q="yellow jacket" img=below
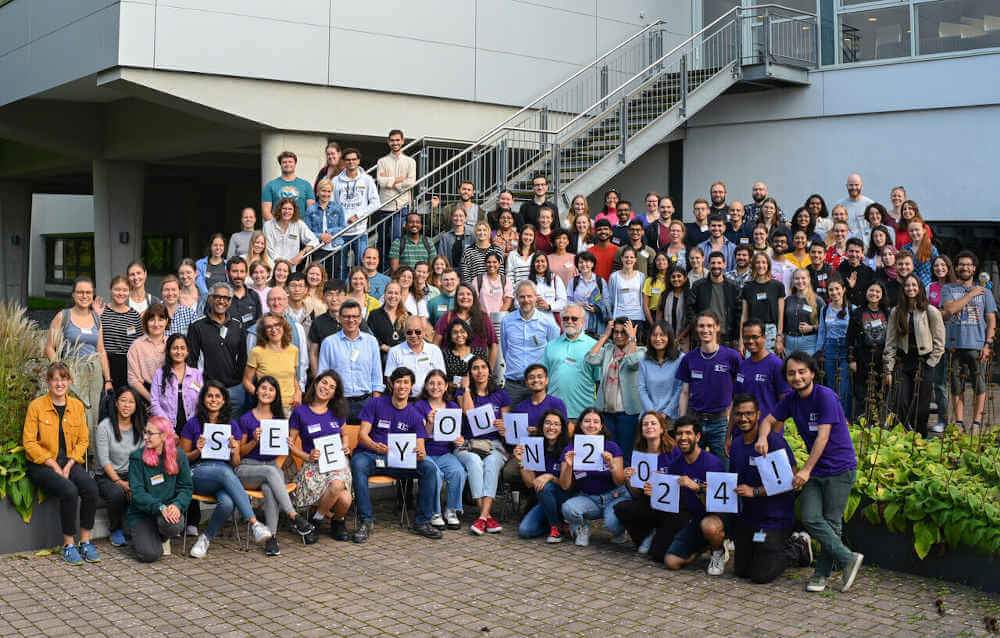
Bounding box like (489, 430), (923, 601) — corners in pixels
(22, 393), (89, 465)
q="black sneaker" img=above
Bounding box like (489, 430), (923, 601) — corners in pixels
(791, 532), (813, 567)
(353, 520), (373, 544)
(303, 527), (320, 545)
(330, 518), (349, 542)
(291, 515), (314, 537)
(264, 536), (280, 557)
(411, 522), (443, 539)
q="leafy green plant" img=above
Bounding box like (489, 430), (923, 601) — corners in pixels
(783, 417), (1000, 560)
(0, 302), (48, 522)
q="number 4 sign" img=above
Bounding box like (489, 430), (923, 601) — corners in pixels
(706, 472), (739, 513)
(650, 473), (680, 513)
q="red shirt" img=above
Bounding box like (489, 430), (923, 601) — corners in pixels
(825, 245), (845, 269)
(588, 243), (619, 281)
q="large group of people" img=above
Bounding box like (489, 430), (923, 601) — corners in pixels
(27, 134), (996, 593)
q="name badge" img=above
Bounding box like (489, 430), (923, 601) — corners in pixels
(81, 327), (93, 335)
(220, 326), (228, 339)
(437, 305), (448, 313)
(307, 423), (322, 434)
(350, 349), (360, 362)
(651, 288), (662, 295)
(869, 319), (883, 328)
(418, 356), (430, 364)
(126, 327), (137, 336)
(740, 237), (749, 244)
(756, 293), (767, 301)
(491, 288), (501, 295)
(817, 274), (827, 281)
(574, 471), (587, 479)
(736, 373), (744, 384)
(375, 455), (387, 468)
(242, 313), (253, 323)
(377, 419), (390, 430)
(150, 474), (164, 486)
(753, 531), (767, 543)
(189, 381), (201, 392)
(691, 369), (704, 380)
(801, 305), (813, 313)
(809, 423), (819, 432)
(289, 233), (298, 239)
(566, 357), (576, 363)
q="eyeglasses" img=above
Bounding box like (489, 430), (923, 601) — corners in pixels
(562, 316), (582, 322)
(143, 430), (161, 437)
(212, 295), (232, 302)
(340, 314), (361, 320)
(264, 324), (282, 332)
(405, 329), (422, 336)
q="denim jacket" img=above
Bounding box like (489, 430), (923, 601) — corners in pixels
(303, 200), (346, 249)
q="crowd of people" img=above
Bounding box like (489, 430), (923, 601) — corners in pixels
(26, 132), (996, 594)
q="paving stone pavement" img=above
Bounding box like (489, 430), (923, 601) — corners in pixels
(2, 499), (1000, 638)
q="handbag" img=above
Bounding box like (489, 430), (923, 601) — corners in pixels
(467, 439), (493, 458)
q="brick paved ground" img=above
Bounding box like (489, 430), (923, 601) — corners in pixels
(2, 498), (1000, 638)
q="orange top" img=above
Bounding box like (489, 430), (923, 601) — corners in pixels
(22, 393), (89, 464)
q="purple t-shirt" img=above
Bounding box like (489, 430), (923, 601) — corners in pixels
(676, 346), (742, 413)
(513, 393), (568, 434)
(655, 448), (682, 472)
(237, 411), (283, 462)
(462, 389), (511, 440)
(770, 384), (857, 477)
(179, 417), (241, 463)
(729, 431), (796, 530)
(358, 395), (427, 451)
(736, 353), (791, 421)
(668, 449), (724, 517)
(289, 404), (344, 454)
(560, 440), (624, 495)
(413, 399), (460, 457)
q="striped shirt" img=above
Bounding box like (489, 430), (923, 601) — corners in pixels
(460, 244), (505, 285)
(100, 307), (143, 355)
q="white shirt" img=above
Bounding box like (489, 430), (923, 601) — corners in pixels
(384, 341), (445, 396)
(263, 219), (319, 262)
(531, 276), (567, 318)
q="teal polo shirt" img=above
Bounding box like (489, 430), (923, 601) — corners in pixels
(542, 333), (600, 419)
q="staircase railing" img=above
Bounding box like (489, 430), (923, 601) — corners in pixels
(309, 6), (816, 271)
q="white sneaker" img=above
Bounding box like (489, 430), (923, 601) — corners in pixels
(707, 548), (728, 576)
(610, 531), (628, 544)
(251, 522), (272, 544)
(430, 514), (446, 529)
(931, 423), (945, 433)
(185, 525), (199, 537)
(638, 532), (655, 555)
(189, 534), (210, 559)
(444, 509), (460, 529)
(161, 539), (171, 556)
(929, 402), (938, 412)
(574, 525), (590, 547)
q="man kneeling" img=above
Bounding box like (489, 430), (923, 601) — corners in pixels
(660, 416), (730, 576)
(351, 367), (442, 542)
(729, 393), (812, 583)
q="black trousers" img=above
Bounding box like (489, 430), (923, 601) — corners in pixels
(128, 514), (184, 563)
(613, 496), (691, 563)
(95, 472), (129, 531)
(732, 524), (797, 584)
(895, 358), (933, 436)
(108, 353), (129, 393)
(26, 462), (98, 536)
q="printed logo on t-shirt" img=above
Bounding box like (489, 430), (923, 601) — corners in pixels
(396, 421), (410, 432)
(714, 364), (729, 373)
(808, 412), (820, 432)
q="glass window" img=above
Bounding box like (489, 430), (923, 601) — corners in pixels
(45, 236), (95, 284)
(840, 5), (911, 61)
(917, 0), (1000, 55)
(143, 235), (184, 276)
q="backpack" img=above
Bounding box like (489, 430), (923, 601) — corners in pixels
(475, 274), (508, 296)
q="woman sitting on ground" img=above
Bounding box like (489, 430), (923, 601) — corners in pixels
(515, 409), (572, 543)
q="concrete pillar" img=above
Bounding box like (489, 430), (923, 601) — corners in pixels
(0, 180), (32, 304)
(93, 161), (144, 293)
(260, 130), (329, 201)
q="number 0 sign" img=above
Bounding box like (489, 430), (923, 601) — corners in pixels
(629, 452), (658, 489)
(705, 471), (739, 513)
(573, 435), (604, 472)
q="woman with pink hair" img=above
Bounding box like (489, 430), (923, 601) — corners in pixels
(126, 415), (193, 562)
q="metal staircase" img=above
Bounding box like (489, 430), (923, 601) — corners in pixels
(315, 4), (818, 269)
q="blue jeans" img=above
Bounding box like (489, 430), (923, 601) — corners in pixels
(191, 461), (255, 539)
(800, 469), (856, 577)
(350, 449), (437, 525)
(519, 481), (572, 538)
(822, 338), (852, 420)
(562, 486), (631, 536)
(428, 453), (467, 515)
(454, 444), (506, 500)
(340, 234), (368, 276)
(604, 412), (639, 466)
(227, 384), (247, 420)
(699, 414), (730, 471)
(785, 334), (818, 356)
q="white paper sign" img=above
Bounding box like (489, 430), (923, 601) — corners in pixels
(522, 437), (546, 472)
(629, 452), (659, 489)
(315, 433), (346, 473)
(387, 433), (417, 469)
(259, 419), (289, 456)
(503, 412), (529, 445)
(755, 448), (795, 495)
(706, 471), (739, 513)
(432, 408), (462, 442)
(467, 404), (497, 436)
(201, 423), (232, 461)
(650, 473), (680, 513)
(573, 435), (604, 472)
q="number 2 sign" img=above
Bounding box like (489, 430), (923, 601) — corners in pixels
(650, 473), (680, 513)
(573, 435), (604, 472)
(706, 471), (739, 513)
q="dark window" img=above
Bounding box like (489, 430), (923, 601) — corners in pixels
(143, 235), (185, 276)
(45, 235), (95, 284)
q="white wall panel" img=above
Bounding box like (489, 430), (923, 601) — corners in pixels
(117, 1), (155, 67)
(154, 5), (328, 86)
(475, 50), (579, 105)
(158, 0), (330, 26)
(330, 29), (475, 101)
(334, 0), (476, 47)
(477, 0), (597, 65)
